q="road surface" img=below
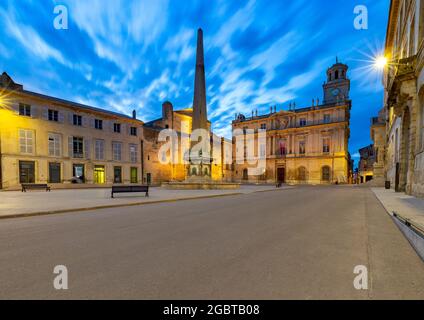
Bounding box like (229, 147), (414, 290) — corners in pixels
(0, 186), (423, 299)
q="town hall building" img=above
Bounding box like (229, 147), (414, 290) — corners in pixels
(232, 60), (352, 185)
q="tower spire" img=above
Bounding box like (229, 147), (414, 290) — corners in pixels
(192, 28), (208, 132)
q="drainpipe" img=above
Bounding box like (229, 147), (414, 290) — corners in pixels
(140, 139), (144, 184)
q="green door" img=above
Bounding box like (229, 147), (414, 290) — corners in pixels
(19, 161), (35, 183)
(49, 163), (61, 183)
(130, 167), (138, 183)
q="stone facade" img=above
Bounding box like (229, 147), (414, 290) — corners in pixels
(142, 102), (232, 185)
(369, 108), (386, 186)
(358, 144), (376, 184)
(383, 0), (424, 197)
(232, 61), (351, 185)
(0, 73), (144, 190)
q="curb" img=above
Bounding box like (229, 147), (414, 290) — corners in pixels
(0, 192), (244, 221)
(392, 213), (424, 262)
(370, 188), (424, 262)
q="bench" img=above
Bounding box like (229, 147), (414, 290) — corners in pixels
(21, 184), (51, 192)
(111, 185), (149, 198)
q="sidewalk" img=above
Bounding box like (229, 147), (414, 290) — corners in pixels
(371, 187), (424, 230)
(0, 185), (293, 219)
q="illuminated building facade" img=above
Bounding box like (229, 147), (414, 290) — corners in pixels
(0, 72), (144, 190)
(142, 101), (233, 185)
(232, 61), (352, 185)
(383, 0), (424, 197)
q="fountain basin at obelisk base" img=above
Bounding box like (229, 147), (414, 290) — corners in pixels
(162, 179), (241, 190)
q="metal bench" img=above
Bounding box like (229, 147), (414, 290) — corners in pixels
(111, 185), (149, 198)
(21, 183), (51, 192)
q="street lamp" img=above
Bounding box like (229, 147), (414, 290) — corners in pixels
(374, 56), (388, 70)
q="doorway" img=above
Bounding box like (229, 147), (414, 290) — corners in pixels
(131, 167), (138, 184)
(73, 164), (85, 183)
(94, 165), (105, 184)
(242, 168), (248, 181)
(19, 161), (35, 183)
(113, 166), (122, 184)
(49, 163), (61, 183)
(277, 167), (285, 184)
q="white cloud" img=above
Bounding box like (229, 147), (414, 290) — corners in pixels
(248, 32), (299, 85)
(63, 0), (170, 73)
(0, 7), (69, 67)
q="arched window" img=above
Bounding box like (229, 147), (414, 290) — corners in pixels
(322, 166), (331, 182)
(191, 167), (198, 176)
(335, 70), (339, 80)
(297, 166), (307, 181)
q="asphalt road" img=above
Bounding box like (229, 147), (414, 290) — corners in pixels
(0, 186), (423, 299)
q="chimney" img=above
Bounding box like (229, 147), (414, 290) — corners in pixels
(162, 101), (173, 119)
(132, 109), (137, 119)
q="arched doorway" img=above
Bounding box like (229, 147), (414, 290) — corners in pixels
(297, 166), (307, 183)
(191, 167), (198, 176)
(242, 168), (248, 181)
(277, 167), (285, 184)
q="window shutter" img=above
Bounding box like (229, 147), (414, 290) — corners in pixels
(90, 118), (95, 128)
(84, 139), (91, 159)
(68, 136), (73, 158)
(58, 111), (65, 123)
(31, 105), (38, 118)
(68, 112), (73, 125)
(82, 116), (88, 127)
(104, 120), (111, 132)
(12, 103), (20, 115)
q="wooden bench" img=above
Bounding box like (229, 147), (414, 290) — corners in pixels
(111, 185), (149, 198)
(21, 183), (51, 192)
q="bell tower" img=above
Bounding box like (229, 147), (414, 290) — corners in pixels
(323, 58), (350, 104)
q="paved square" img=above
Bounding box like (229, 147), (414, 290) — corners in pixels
(0, 186), (423, 299)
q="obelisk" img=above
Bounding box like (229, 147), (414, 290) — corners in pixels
(189, 28), (211, 179)
(192, 28), (208, 133)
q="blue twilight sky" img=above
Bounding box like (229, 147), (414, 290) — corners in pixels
(0, 0), (389, 162)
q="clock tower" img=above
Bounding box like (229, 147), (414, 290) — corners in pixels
(323, 58), (350, 104)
